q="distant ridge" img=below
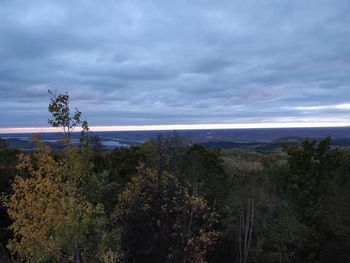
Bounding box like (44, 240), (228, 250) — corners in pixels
(2, 127), (350, 151)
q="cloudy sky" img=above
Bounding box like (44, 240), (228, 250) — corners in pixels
(0, 0), (349, 131)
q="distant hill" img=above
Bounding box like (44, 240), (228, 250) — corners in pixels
(1, 127), (350, 151)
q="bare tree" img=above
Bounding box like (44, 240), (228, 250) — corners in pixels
(238, 198), (255, 263)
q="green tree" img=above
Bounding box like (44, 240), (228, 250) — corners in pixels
(115, 165), (219, 263)
(143, 133), (188, 175)
(48, 90), (85, 143)
(280, 137), (343, 262)
(183, 144), (229, 210)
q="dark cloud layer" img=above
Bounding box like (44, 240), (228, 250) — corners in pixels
(0, 0), (349, 128)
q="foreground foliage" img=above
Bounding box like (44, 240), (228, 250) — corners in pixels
(115, 166), (218, 263)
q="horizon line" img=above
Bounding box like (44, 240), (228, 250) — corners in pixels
(0, 122), (349, 134)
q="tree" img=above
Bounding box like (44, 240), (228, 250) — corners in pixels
(99, 146), (147, 211)
(183, 144), (229, 210)
(143, 133), (189, 175)
(4, 91), (119, 262)
(0, 138), (19, 249)
(114, 165), (219, 263)
(4, 141), (67, 261)
(224, 165), (263, 263)
(48, 90), (88, 143)
(280, 137), (345, 262)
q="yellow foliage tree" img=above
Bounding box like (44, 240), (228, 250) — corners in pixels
(4, 91), (118, 262)
(5, 141), (65, 261)
(4, 138), (113, 262)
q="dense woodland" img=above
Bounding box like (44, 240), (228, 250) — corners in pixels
(0, 92), (349, 263)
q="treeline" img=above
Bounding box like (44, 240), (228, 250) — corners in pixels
(0, 92), (349, 262)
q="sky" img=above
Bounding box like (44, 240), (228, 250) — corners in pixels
(0, 0), (349, 132)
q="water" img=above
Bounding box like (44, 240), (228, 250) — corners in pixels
(1, 127), (350, 150)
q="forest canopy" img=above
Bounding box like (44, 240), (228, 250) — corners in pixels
(0, 92), (349, 263)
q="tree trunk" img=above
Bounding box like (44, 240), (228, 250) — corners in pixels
(237, 198), (255, 263)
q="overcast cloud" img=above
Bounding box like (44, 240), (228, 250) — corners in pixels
(0, 0), (349, 128)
